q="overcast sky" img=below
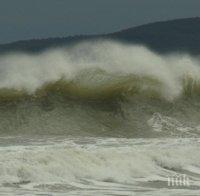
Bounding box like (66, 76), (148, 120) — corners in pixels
(0, 0), (199, 44)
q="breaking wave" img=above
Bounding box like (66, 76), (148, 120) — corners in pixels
(0, 40), (200, 102)
(1, 41), (200, 137)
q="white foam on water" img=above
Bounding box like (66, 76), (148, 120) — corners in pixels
(147, 113), (199, 136)
(0, 137), (200, 195)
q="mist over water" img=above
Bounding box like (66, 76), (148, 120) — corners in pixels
(0, 40), (200, 100)
(1, 41), (200, 195)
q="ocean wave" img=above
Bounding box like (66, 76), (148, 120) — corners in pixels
(0, 138), (200, 193)
(0, 41), (200, 103)
(0, 71), (200, 103)
(0, 41), (200, 137)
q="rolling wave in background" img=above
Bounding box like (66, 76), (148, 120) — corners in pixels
(1, 41), (200, 195)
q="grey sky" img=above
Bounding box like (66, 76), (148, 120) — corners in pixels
(0, 0), (199, 44)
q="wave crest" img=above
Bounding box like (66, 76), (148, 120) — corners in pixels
(0, 41), (200, 103)
(1, 71), (200, 103)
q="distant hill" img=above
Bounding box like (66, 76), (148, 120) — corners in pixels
(109, 17), (200, 55)
(0, 17), (200, 55)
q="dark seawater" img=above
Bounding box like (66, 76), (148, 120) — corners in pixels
(0, 41), (200, 195)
